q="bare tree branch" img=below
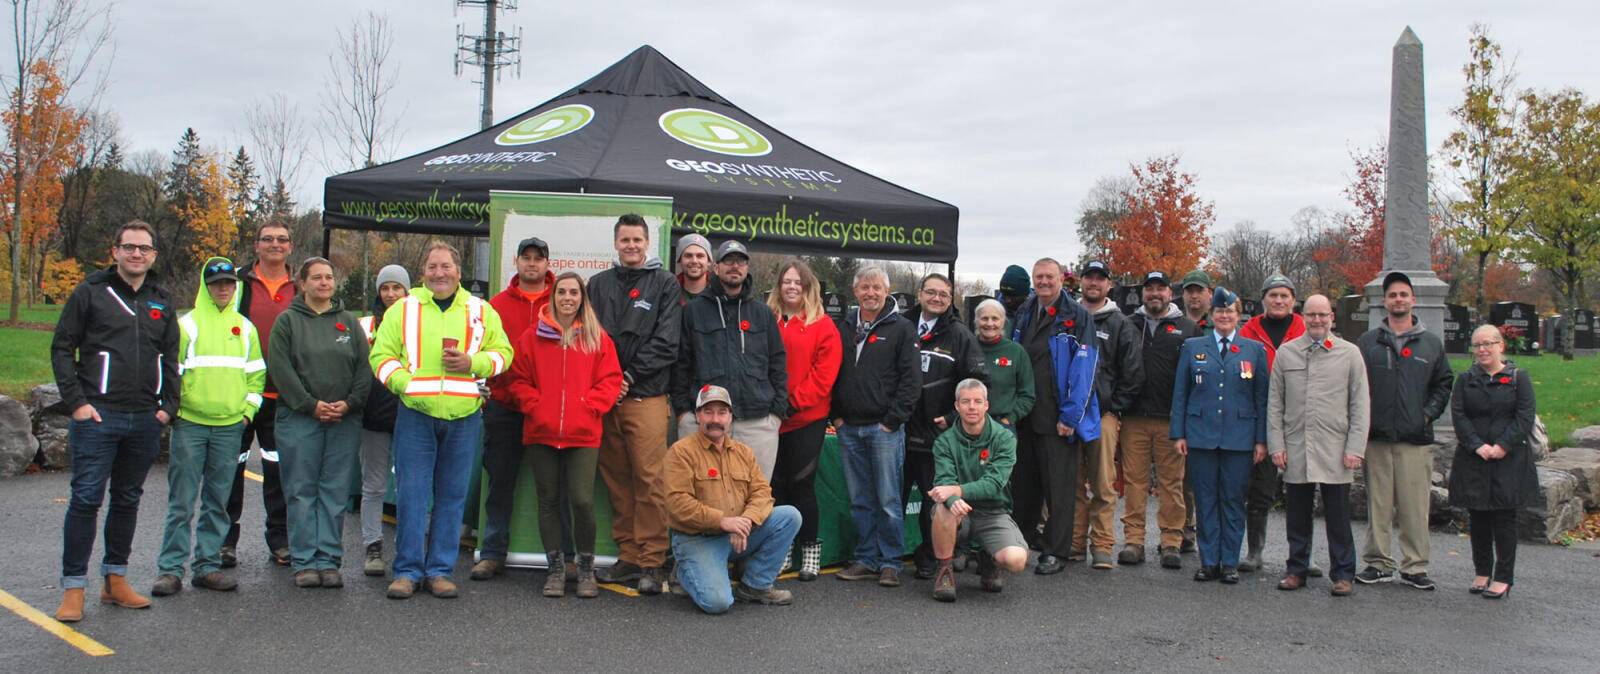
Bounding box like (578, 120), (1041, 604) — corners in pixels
(319, 10), (403, 173)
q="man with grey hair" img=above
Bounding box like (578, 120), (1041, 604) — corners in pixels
(927, 378), (1028, 601)
(832, 265), (922, 587)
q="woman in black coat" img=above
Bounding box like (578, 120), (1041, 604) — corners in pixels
(1448, 324), (1538, 599)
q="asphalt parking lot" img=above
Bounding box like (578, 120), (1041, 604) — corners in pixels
(2, 463), (1597, 672)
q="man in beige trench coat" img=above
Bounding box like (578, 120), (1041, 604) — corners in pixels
(1268, 295), (1370, 596)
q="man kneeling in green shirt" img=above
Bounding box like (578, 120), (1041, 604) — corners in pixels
(927, 378), (1029, 602)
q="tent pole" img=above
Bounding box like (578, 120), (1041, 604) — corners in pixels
(322, 227), (331, 259)
(947, 261), (955, 283)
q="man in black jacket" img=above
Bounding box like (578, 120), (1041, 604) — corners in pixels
(49, 221), (180, 622)
(673, 240), (788, 479)
(1354, 272), (1453, 590)
(1071, 261), (1143, 569)
(901, 273), (989, 578)
(1121, 271), (1200, 569)
(587, 214), (684, 595)
(832, 266), (922, 588)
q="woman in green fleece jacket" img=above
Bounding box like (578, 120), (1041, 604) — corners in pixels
(973, 299), (1034, 432)
(268, 257), (371, 589)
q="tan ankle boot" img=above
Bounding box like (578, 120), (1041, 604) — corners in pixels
(101, 574), (151, 609)
(55, 588), (84, 622)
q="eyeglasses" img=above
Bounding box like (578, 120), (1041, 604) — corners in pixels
(1471, 341), (1502, 350)
(258, 236), (291, 244)
(920, 289), (952, 300)
(116, 243), (157, 255)
(1303, 312), (1333, 319)
(719, 258), (749, 267)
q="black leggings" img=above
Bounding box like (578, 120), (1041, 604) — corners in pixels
(773, 419), (827, 543)
(1468, 508), (1519, 585)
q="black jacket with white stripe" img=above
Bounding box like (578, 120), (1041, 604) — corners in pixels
(50, 267), (181, 416)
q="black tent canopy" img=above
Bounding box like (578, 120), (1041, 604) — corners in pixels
(323, 45), (959, 263)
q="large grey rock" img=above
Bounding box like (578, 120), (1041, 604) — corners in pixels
(36, 427), (70, 470)
(1539, 447), (1600, 508)
(0, 394), (40, 476)
(29, 383), (66, 415)
(1519, 468), (1583, 543)
(1570, 425), (1600, 449)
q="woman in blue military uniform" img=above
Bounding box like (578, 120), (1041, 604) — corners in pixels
(1170, 287), (1269, 584)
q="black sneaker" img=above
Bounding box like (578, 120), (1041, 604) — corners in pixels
(219, 546), (238, 569)
(1355, 566), (1394, 584)
(1398, 572), (1436, 590)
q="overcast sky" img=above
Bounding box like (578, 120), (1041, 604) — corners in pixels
(99, 1), (1599, 284)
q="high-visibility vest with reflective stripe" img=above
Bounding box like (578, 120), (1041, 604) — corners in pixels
(176, 307), (266, 426)
(368, 286), (514, 421)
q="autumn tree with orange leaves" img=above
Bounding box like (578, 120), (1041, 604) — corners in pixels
(1094, 154), (1214, 281)
(2, 59), (85, 310)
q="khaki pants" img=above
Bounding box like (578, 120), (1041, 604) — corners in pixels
(1071, 413), (1120, 553)
(1119, 415), (1187, 550)
(1362, 440), (1432, 574)
(598, 395), (671, 569)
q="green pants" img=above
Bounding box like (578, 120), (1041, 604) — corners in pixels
(530, 445), (598, 555)
(276, 408), (361, 572)
(159, 419), (246, 577)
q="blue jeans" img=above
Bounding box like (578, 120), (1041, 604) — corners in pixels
(391, 405), (481, 582)
(836, 423), (904, 571)
(1187, 448), (1252, 568)
(158, 419), (245, 578)
(671, 505), (800, 614)
(62, 410), (163, 588)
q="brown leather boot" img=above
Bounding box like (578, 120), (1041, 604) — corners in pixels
(55, 588), (84, 622)
(101, 574), (151, 609)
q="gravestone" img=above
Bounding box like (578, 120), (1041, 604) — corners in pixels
(1117, 285), (1143, 315)
(1336, 294), (1368, 339)
(890, 292), (915, 314)
(1489, 302), (1539, 355)
(1543, 315), (1566, 353)
(822, 292), (846, 320)
(963, 295), (988, 325)
(1443, 303), (1471, 354)
(1576, 309), (1596, 350)
(1240, 298), (1262, 319)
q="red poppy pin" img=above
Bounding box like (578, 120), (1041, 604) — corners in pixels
(979, 449), (989, 460)
(997, 357), (1010, 367)
(1046, 306), (1057, 317)
(335, 323), (347, 332)
(1401, 348), (1412, 357)
(273, 294), (283, 303)
(629, 288), (640, 299)
(868, 334), (878, 344)
(1165, 325), (1176, 333)
(740, 320), (750, 331)
(1499, 376), (1510, 384)
(1064, 318), (1075, 328)
(232, 326), (241, 336)
(149, 309), (162, 320)
(1324, 339), (1333, 349)
(1230, 344), (1239, 353)
(708, 468), (718, 478)
(921, 332), (931, 341)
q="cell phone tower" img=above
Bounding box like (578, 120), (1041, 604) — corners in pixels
(455, 0), (522, 131)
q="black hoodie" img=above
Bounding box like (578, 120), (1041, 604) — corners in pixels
(50, 267), (181, 416)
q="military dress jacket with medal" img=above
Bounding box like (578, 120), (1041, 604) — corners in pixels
(1170, 333), (1269, 453)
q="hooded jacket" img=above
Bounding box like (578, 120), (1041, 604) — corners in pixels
(932, 416), (1018, 513)
(832, 296), (922, 429)
(777, 312), (842, 434)
(267, 295), (371, 418)
(1128, 303), (1201, 418)
(1012, 292), (1100, 441)
(902, 304), (990, 453)
(369, 286), (514, 420)
(1356, 317), (1454, 444)
(1085, 299), (1143, 417)
(507, 306), (624, 448)
(50, 266), (181, 416)
(175, 257), (266, 426)
(587, 257), (682, 399)
(1239, 311), (1305, 371)
(360, 294), (403, 433)
(487, 271), (553, 407)
(673, 280), (789, 419)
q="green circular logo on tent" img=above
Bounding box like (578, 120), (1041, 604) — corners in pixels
(658, 108), (772, 157)
(495, 104), (594, 146)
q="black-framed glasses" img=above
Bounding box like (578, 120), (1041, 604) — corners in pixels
(1471, 341), (1502, 350)
(920, 289), (952, 300)
(116, 243), (157, 255)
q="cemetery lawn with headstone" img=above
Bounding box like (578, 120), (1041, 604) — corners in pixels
(1450, 355), (1600, 447)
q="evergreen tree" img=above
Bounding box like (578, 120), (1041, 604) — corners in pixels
(227, 146), (259, 259)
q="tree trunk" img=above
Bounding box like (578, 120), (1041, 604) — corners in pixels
(1474, 249), (1488, 318)
(1564, 264), (1578, 361)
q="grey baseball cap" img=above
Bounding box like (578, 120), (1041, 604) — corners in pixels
(695, 384), (732, 410)
(715, 240), (751, 262)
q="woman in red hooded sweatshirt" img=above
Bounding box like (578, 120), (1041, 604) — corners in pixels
(766, 258), (842, 581)
(507, 272), (623, 599)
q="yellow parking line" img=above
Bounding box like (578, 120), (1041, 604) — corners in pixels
(244, 470), (263, 483)
(0, 589), (113, 657)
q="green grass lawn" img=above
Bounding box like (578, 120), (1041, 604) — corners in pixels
(0, 326), (56, 400)
(0, 303), (64, 324)
(1450, 354), (1600, 448)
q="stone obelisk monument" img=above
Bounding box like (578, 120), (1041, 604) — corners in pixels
(1367, 26), (1447, 339)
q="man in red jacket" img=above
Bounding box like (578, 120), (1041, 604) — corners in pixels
(1235, 273), (1307, 575)
(474, 236), (554, 580)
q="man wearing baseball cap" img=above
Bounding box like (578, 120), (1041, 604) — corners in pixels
(1179, 270), (1214, 335)
(675, 233), (713, 298)
(663, 385), (800, 614)
(1234, 272), (1306, 574)
(1069, 260), (1142, 569)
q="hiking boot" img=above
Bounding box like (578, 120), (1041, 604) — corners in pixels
(425, 576), (459, 598)
(1090, 549), (1114, 570)
(319, 569), (343, 588)
(363, 541), (385, 577)
(835, 562), (876, 581)
(1331, 579), (1354, 597)
(102, 574), (151, 608)
(798, 541), (822, 582)
(733, 583), (793, 606)
(1219, 565), (1240, 584)
(1180, 536), (1197, 554)
(193, 571), (238, 591)
(470, 558), (502, 581)
(270, 547), (292, 566)
(151, 574), (182, 597)
(1355, 566), (1394, 584)
(219, 545), (238, 569)
(1399, 572), (1436, 590)
(55, 588), (84, 622)
(1159, 546), (1182, 569)
(596, 560), (644, 584)
(386, 578), (415, 599)
(543, 552), (566, 598)
(574, 553), (598, 599)
(1118, 544), (1145, 566)
(637, 566), (666, 595)
(566, 560), (579, 583)
(878, 566), (901, 587)
(931, 565), (956, 602)
(977, 551), (1003, 593)
(294, 569), (322, 588)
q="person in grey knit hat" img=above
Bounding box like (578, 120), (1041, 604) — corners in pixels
(356, 263), (410, 576)
(675, 234), (713, 297)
